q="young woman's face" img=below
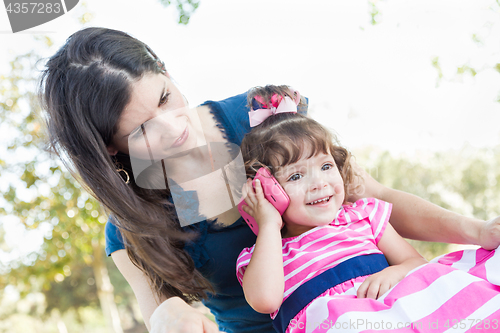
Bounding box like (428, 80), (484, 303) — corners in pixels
(275, 149), (345, 237)
(108, 73), (196, 160)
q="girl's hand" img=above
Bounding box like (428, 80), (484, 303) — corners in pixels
(241, 178), (283, 231)
(150, 297), (222, 333)
(478, 216), (500, 250)
(356, 265), (406, 300)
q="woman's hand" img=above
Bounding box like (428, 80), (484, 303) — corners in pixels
(150, 297), (221, 333)
(241, 178), (283, 231)
(478, 216), (500, 250)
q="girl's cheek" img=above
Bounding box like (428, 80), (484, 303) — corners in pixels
(284, 183), (302, 199)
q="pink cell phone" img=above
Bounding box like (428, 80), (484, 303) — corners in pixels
(237, 167), (290, 235)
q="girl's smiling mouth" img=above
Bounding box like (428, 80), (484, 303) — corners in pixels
(306, 195), (333, 205)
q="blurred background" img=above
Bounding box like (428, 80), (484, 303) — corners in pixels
(0, 0), (499, 332)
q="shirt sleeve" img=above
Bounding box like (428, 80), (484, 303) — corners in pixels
(356, 198), (392, 244)
(235, 245), (256, 286)
(105, 216), (125, 256)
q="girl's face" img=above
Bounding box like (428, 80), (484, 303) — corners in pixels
(108, 73), (197, 160)
(275, 149), (345, 238)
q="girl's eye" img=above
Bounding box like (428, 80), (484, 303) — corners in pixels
(159, 91), (171, 106)
(322, 163), (334, 171)
(287, 173), (302, 182)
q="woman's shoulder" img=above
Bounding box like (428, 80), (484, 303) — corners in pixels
(199, 91), (251, 146)
(195, 91), (248, 126)
(200, 91), (249, 113)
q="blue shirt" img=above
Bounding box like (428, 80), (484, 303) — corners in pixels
(105, 91), (307, 333)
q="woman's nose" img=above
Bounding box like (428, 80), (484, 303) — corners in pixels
(148, 112), (181, 139)
(154, 112), (175, 130)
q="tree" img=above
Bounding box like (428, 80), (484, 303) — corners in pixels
(354, 145), (500, 259)
(0, 44), (125, 332)
(0, 2), (204, 330)
(159, 0), (200, 24)
(368, 0), (500, 101)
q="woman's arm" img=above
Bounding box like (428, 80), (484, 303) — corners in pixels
(349, 161), (500, 249)
(111, 250), (220, 333)
(357, 223), (427, 299)
(240, 179), (285, 314)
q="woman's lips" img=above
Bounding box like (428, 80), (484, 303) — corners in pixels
(170, 127), (189, 148)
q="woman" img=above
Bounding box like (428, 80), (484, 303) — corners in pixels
(40, 27), (500, 333)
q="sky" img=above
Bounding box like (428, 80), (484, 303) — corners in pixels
(1, 0), (499, 155)
(0, 0), (500, 258)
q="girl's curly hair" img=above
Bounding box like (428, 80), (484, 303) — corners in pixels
(241, 85), (360, 202)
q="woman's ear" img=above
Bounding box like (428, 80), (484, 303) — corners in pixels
(107, 145), (118, 156)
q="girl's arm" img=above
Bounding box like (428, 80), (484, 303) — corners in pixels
(240, 179), (285, 314)
(349, 161), (500, 250)
(357, 223), (428, 299)
(111, 250), (221, 333)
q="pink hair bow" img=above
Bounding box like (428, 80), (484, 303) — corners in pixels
(249, 90), (301, 127)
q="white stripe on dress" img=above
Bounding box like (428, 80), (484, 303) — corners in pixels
(443, 293), (500, 333)
(321, 270), (482, 333)
(485, 247), (500, 286)
(451, 249), (478, 272)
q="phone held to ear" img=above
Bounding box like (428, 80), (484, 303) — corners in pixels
(237, 167), (290, 235)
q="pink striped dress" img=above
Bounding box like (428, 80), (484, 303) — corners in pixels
(236, 198), (500, 333)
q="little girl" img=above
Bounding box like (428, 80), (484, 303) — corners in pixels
(236, 85), (500, 333)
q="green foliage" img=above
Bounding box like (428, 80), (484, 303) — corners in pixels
(0, 307), (112, 333)
(158, 0), (200, 24)
(456, 65), (477, 77)
(0, 45), (95, 306)
(354, 146), (500, 260)
(451, 1), (499, 101)
(368, 0), (383, 25)
(0, 1), (498, 329)
(431, 56), (444, 87)
(0, 39), (139, 333)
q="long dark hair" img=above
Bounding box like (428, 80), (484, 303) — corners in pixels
(39, 27), (213, 302)
(241, 85), (358, 201)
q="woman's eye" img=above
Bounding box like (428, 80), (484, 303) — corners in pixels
(128, 127), (141, 140)
(129, 124), (146, 141)
(159, 91), (171, 106)
(322, 163), (333, 171)
(287, 173), (302, 182)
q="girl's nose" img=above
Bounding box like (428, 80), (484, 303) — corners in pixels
(309, 174), (328, 191)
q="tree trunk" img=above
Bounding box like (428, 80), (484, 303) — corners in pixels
(92, 240), (124, 333)
(52, 309), (69, 333)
